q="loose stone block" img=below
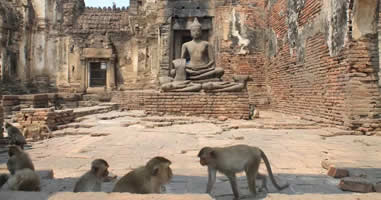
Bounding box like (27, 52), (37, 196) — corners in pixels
(375, 182), (381, 193)
(339, 177), (374, 193)
(327, 166), (349, 178)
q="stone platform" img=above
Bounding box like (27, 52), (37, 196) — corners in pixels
(0, 192), (213, 200)
(113, 91), (250, 119)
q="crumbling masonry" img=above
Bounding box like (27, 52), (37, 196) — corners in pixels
(0, 0), (380, 135)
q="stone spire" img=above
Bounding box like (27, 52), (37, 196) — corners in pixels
(190, 17), (201, 29)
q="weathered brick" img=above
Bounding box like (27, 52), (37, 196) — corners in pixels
(327, 166), (349, 178)
(339, 177), (374, 193)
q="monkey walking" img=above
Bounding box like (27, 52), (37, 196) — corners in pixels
(198, 145), (289, 199)
(73, 159), (111, 192)
(113, 156), (173, 193)
(0, 168), (40, 191)
(5, 122), (26, 149)
(7, 145), (35, 175)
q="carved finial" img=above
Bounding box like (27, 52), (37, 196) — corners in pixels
(190, 17), (201, 29)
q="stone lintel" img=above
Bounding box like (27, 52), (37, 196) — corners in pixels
(83, 48), (113, 59)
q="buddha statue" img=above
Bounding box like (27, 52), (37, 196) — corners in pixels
(159, 18), (248, 92)
(181, 18), (224, 81)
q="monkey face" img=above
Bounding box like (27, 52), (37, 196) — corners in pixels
(91, 159), (110, 178)
(153, 163), (172, 184)
(198, 147), (216, 167)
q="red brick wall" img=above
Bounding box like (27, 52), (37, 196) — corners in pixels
(269, 0), (288, 38)
(265, 0), (381, 134)
(113, 91), (250, 119)
(266, 34), (347, 126)
(215, 4), (268, 108)
(342, 36), (381, 134)
(298, 0), (322, 26)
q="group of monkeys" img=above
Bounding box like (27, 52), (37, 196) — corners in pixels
(1, 122), (289, 199)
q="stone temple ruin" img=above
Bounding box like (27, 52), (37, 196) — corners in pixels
(0, 0), (379, 135)
(0, 0), (381, 198)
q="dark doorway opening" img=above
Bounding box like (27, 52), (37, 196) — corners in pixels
(89, 62), (106, 87)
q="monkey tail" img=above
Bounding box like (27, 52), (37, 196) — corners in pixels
(260, 150), (289, 190)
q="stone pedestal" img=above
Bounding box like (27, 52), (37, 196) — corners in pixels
(114, 91), (250, 119)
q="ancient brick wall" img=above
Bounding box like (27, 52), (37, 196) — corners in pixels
(298, 0), (322, 26)
(72, 7), (129, 34)
(214, 2), (269, 108)
(266, 34), (347, 126)
(113, 91), (249, 119)
(265, 0), (381, 134)
(342, 36), (381, 135)
(16, 108), (75, 132)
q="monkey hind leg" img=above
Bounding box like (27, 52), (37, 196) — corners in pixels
(245, 159), (260, 196)
(257, 173), (268, 193)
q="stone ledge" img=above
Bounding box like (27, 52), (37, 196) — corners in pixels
(2, 192), (380, 200)
(0, 169), (54, 179)
(0, 192), (213, 200)
(264, 194), (381, 200)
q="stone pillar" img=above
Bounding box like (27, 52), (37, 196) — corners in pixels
(107, 57), (116, 90)
(159, 24), (171, 77)
(79, 58), (87, 93)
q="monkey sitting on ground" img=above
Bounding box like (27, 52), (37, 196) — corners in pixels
(7, 145), (35, 175)
(198, 145), (289, 199)
(0, 168), (40, 191)
(112, 156), (173, 193)
(73, 159), (110, 192)
(5, 122), (26, 149)
(23, 125), (53, 141)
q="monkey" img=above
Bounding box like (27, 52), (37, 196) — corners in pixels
(112, 156), (173, 193)
(7, 145), (35, 175)
(5, 122), (26, 149)
(23, 125), (53, 141)
(198, 145), (289, 199)
(248, 104), (259, 120)
(0, 168), (40, 191)
(73, 159), (110, 192)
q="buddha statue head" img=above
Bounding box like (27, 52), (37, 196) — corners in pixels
(190, 18), (202, 39)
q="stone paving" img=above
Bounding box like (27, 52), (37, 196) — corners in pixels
(1, 110), (381, 199)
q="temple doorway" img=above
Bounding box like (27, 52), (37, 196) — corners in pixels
(89, 62), (107, 87)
